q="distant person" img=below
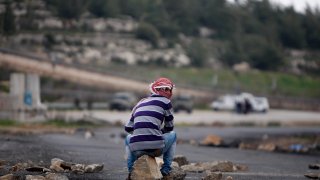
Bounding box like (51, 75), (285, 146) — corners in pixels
(235, 95), (245, 114)
(235, 97), (242, 114)
(74, 97), (81, 110)
(244, 98), (252, 114)
(124, 77), (176, 179)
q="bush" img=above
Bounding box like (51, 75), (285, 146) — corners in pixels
(186, 40), (209, 67)
(222, 34), (285, 71)
(135, 22), (160, 47)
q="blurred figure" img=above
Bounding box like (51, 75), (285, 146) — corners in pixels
(74, 97), (81, 110)
(243, 98), (252, 114)
(124, 77), (176, 178)
(235, 97), (243, 114)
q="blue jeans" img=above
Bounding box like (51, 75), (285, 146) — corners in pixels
(125, 131), (177, 175)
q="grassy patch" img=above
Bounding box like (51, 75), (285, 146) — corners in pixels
(97, 63), (320, 98)
(0, 119), (17, 127)
(267, 121), (282, 127)
(0, 119), (101, 129)
(233, 121), (256, 127)
(43, 119), (99, 128)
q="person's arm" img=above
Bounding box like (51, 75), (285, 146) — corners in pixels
(162, 102), (174, 134)
(124, 100), (142, 134)
(124, 115), (134, 134)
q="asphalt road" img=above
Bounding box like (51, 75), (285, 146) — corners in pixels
(1, 126), (319, 180)
(48, 109), (320, 126)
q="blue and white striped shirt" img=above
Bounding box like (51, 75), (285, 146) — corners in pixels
(125, 94), (174, 151)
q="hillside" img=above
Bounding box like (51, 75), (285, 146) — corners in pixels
(0, 0), (319, 101)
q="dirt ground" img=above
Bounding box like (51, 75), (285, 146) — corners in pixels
(0, 126), (319, 180)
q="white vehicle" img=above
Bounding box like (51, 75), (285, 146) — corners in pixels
(210, 93), (269, 113)
(240, 93), (269, 113)
(250, 97), (269, 112)
(210, 94), (237, 111)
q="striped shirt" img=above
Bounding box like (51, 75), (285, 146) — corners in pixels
(125, 94), (174, 151)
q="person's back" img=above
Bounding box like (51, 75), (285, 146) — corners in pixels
(125, 95), (173, 151)
(124, 77), (177, 178)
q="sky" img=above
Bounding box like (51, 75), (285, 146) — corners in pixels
(227, 0), (320, 13)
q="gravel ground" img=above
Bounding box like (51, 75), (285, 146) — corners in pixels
(0, 126), (319, 180)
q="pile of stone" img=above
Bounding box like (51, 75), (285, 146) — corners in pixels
(305, 163), (320, 179)
(0, 158), (103, 180)
(238, 137), (319, 154)
(198, 134), (320, 155)
(129, 155), (247, 180)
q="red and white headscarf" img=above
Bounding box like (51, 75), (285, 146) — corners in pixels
(149, 77), (175, 99)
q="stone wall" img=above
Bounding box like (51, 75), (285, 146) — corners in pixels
(0, 93), (16, 119)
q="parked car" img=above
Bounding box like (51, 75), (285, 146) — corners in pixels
(173, 94), (193, 113)
(109, 92), (137, 111)
(210, 94), (237, 111)
(239, 93), (269, 113)
(210, 93), (269, 113)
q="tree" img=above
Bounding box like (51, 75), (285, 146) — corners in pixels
(163, 0), (201, 35)
(47, 0), (89, 28)
(1, 1), (15, 36)
(135, 22), (160, 47)
(201, 0), (235, 38)
(303, 7), (320, 49)
(88, 0), (120, 18)
(222, 34), (285, 71)
(243, 35), (285, 70)
(187, 40), (209, 67)
(278, 7), (305, 48)
(118, 0), (150, 19)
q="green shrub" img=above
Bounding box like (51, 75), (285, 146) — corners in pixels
(135, 22), (160, 47)
(0, 119), (16, 127)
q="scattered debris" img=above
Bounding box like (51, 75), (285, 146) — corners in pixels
(155, 157), (179, 169)
(181, 163), (205, 173)
(309, 163), (320, 170)
(0, 158), (103, 180)
(257, 143), (277, 152)
(202, 170), (222, 180)
(238, 142), (258, 150)
(84, 164), (104, 173)
(25, 166), (51, 173)
(10, 162), (29, 172)
(50, 158), (65, 172)
(197, 133), (319, 155)
(304, 172), (320, 179)
(237, 134), (320, 155)
(0, 160), (7, 166)
(46, 173), (69, 180)
(173, 155), (189, 167)
(0, 174), (13, 180)
(25, 175), (45, 180)
(162, 166), (186, 180)
(180, 159), (246, 177)
(71, 164), (86, 174)
(189, 139), (198, 146)
(131, 155), (187, 180)
(200, 135), (223, 146)
(233, 164), (248, 172)
(196, 161), (234, 172)
(49, 158), (104, 174)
